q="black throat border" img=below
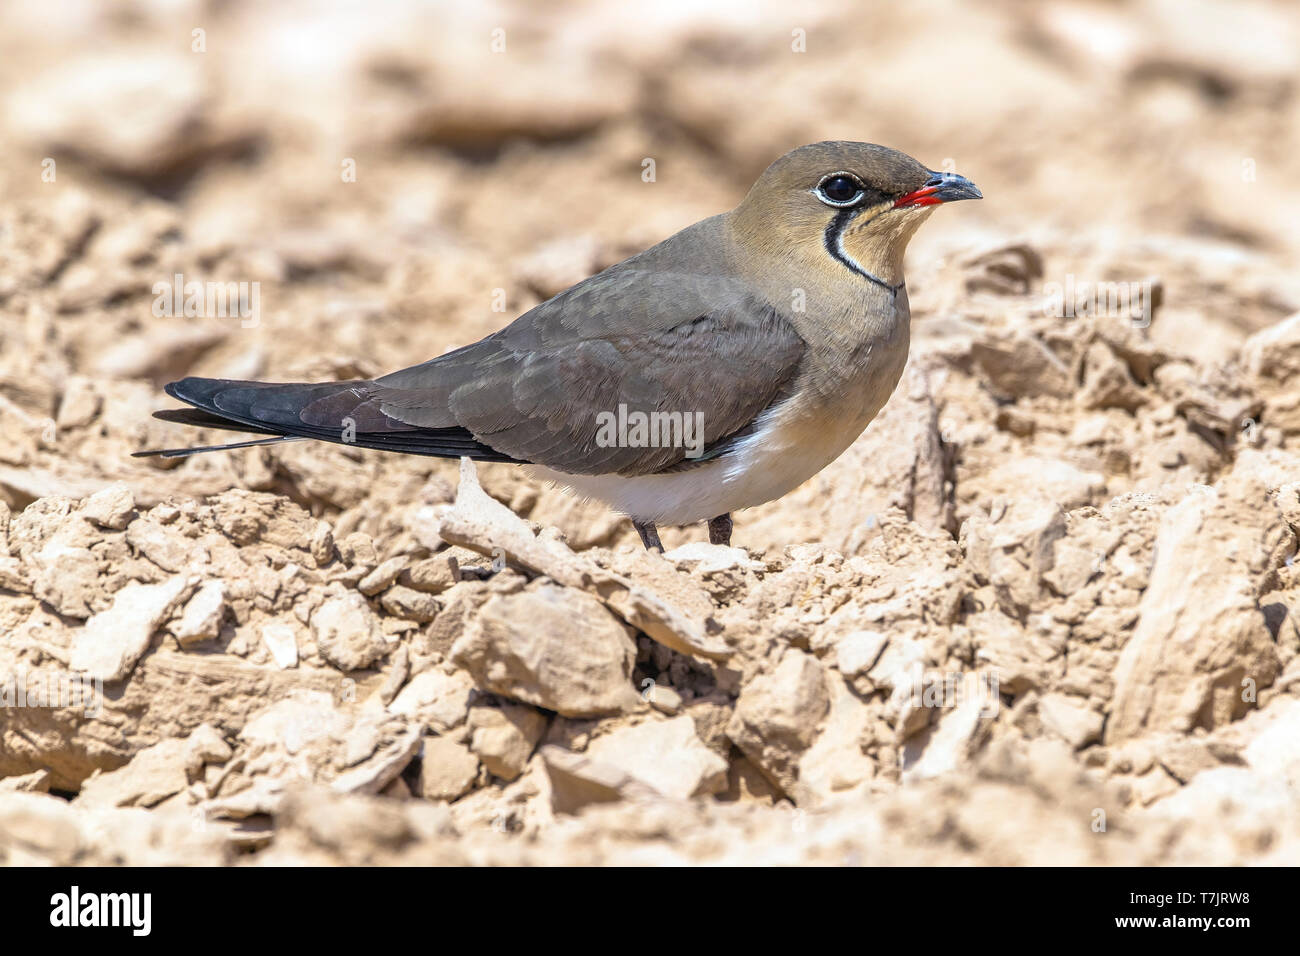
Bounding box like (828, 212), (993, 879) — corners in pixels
(823, 208), (904, 297)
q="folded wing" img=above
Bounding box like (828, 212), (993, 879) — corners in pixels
(145, 243), (806, 474)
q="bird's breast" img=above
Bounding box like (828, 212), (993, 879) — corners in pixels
(798, 281), (912, 418)
(530, 284), (912, 526)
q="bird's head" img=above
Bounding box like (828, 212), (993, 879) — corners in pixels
(731, 141), (981, 289)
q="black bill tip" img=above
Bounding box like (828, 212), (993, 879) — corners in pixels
(895, 171), (982, 208)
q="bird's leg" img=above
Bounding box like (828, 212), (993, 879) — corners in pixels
(707, 513), (733, 546)
(632, 519), (663, 552)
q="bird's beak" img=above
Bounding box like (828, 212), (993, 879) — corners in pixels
(894, 171), (983, 208)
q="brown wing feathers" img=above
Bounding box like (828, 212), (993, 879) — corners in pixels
(139, 222), (808, 472)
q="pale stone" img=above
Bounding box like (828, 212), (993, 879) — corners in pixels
(835, 630), (888, 677)
(584, 716), (728, 800)
(80, 483), (134, 530)
(172, 580), (226, 645)
(311, 592), (387, 672)
(379, 585), (439, 622)
(467, 703), (547, 781)
(387, 668), (474, 732)
(451, 583), (638, 717)
(71, 576), (195, 682)
(1038, 692), (1103, 750)
(419, 735), (480, 802)
(726, 651), (829, 797)
(261, 622), (299, 669)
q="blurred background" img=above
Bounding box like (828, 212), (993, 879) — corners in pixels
(0, 0), (1297, 538)
(4, 0), (1300, 868)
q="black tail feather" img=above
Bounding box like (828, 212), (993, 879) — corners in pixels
(151, 407), (284, 436)
(132, 436), (301, 459)
(140, 376), (525, 463)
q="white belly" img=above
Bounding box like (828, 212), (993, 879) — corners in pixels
(530, 349), (906, 525)
(530, 275), (911, 527)
(530, 416), (851, 524)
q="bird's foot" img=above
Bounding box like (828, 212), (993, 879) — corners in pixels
(707, 513), (733, 547)
(632, 519), (663, 552)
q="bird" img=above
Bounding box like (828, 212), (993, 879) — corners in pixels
(136, 141), (981, 551)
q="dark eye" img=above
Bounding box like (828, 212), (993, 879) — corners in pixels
(816, 173), (864, 206)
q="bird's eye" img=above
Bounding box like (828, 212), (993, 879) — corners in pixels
(816, 173), (865, 206)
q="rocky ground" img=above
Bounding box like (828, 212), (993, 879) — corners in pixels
(2, 0), (1300, 864)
